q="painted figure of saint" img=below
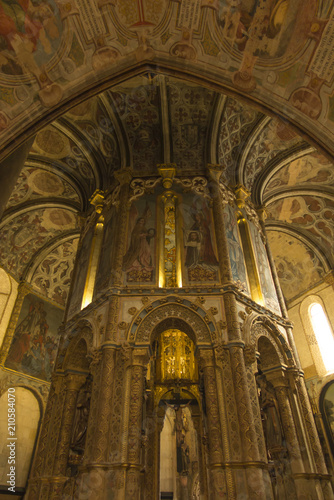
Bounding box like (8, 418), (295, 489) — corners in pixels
(122, 203), (155, 273)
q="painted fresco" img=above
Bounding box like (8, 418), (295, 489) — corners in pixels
(0, 207), (77, 277)
(109, 79), (162, 173)
(243, 118), (302, 189)
(67, 228), (94, 318)
(0, 0), (63, 76)
(248, 221), (280, 313)
(264, 153), (334, 196)
(218, 98), (260, 183)
(218, 0), (316, 62)
(31, 237), (79, 307)
(168, 81), (215, 173)
(180, 195), (219, 284)
(122, 196), (156, 284)
(223, 204), (250, 295)
(6, 166), (80, 208)
(94, 208), (115, 294)
(5, 293), (63, 381)
(267, 231), (324, 301)
(320, 381), (334, 457)
(266, 195), (334, 260)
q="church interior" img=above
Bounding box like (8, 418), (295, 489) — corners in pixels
(1, 0), (334, 498)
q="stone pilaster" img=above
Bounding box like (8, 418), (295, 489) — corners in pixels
(199, 349), (227, 499)
(125, 348), (149, 499)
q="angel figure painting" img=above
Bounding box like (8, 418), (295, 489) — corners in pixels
(122, 200), (156, 283)
(181, 196), (219, 283)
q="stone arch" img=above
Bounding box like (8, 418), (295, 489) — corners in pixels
(248, 315), (293, 368)
(128, 297), (216, 346)
(61, 320), (93, 372)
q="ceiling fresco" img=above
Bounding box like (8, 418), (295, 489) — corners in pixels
(1, 0), (334, 307)
(1, 0), (334, 162)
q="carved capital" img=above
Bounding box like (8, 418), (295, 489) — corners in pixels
(198, 349), (215, 369)
(132, 348), (150, 367)
(234, 184), (250, 209)
(244, 345), (257, 366)
(89, 189), (105, 214)
(65, 373), (87, 391)
(157, 164), (176, 189)
(115, 166), (133, 185)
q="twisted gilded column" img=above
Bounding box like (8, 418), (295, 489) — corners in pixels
(199, 349), (227, 499)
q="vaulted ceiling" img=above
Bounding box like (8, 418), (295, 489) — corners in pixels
(1, 74), (333, 306)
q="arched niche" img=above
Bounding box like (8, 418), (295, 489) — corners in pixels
(248, 316), (293, 369)
(129, 298), (215, 346)
(257, 336), (281, 371)
(0, 387), (41, 491)
(319, 380), (334, 457)
(59, 322), (93, 372)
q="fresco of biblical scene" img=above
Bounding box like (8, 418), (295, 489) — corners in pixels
(0, 0), (63, 77)
(248, 221), (280, 314)
(218, 0), (316, 62)
(224, 204), (250, 295)
(94, 208), (115, 294)
(320, 381), (334, 457)
(5, 293), (63, 381)
(67, 227), (94, 318)
(181, 195), (219, 284)
(122, 197), (156, 284)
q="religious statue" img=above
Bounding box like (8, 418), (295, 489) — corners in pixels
(70, 378), (92, 455)
(256, 374), (284, 455)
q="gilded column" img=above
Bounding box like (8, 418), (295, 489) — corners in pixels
(110, 167), (132, 286)
(199, 349), (227, 499)
(125, 348), (149, 499)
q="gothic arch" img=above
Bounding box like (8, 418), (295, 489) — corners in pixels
(247, 314), (293, 367)
(128, 297), (216, 346)
(61, 321), (93, 372)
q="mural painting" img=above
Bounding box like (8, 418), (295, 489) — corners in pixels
(122, 197), (156, 283)
(224, 204), (250, 294)
(180, 195), (219, 284)
(0, 0), (63, 77)
(4, 293), (63, 381)
(267, 231), (325, 301)
(248, 221), (280, 313)
(320, 381), (334, 457)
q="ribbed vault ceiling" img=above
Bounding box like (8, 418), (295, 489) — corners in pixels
(1, 75), (333, 305)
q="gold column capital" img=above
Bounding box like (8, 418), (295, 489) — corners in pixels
(157, 163), (176, 189)
(206, 163), (225, 183)
(234, 184), (251, 209)
(89, 189), (105, 214)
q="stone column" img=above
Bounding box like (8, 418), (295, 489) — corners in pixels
(25, 374), (62, 499)
(53, 373), (87, 477)
(110, 167), (133, 286)
(199, 349), (227, 499)
(192, 411), (209, 498)
(125, 348), (149, 499)
(266, 372), (310, 498)
(293, 373), (334, 498)
(257, 208), (301, 367)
